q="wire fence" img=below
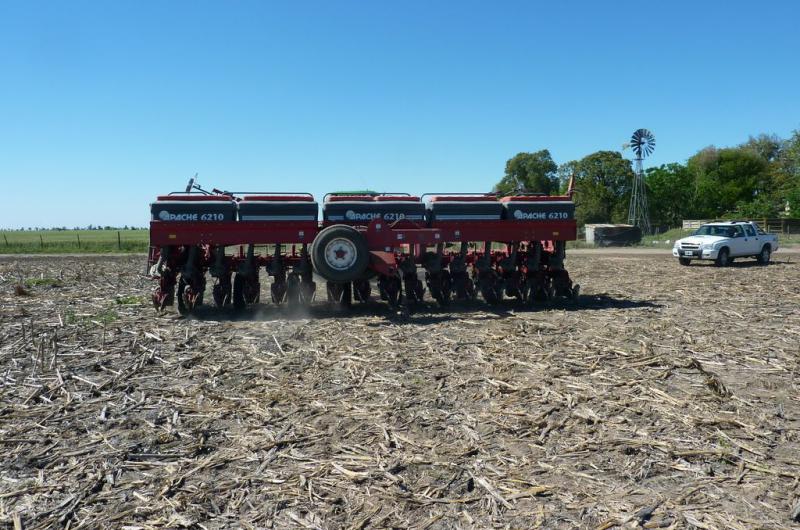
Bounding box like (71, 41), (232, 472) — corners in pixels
(682, 218), (800, 234)
(0, 230), (150, 253)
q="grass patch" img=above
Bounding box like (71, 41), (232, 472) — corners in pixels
(0, 229), (149, 254)
(566, 239), (596, 249)
(24, 277), (63, 288)
(569, 226), (800, 249)
(776, 233), (800, 247)
(641, 228), (694, 247)
(65, 308), (119, 325)
(115, 294), (146, 305)
(641, 228), (800, 248)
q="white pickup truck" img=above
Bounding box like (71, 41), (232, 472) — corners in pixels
(672, 221), (779, 266)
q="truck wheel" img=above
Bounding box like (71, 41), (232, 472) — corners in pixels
(715, 248), (730, 267)
(311, 225), (369, 282)
(678, 257), (691, 266)
(756, 245), (771, 265)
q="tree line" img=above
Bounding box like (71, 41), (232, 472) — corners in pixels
(1, 226), (147, 231)
(494, 130), (800, 228)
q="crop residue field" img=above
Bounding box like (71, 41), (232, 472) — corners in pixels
(1, 253), (799, 529)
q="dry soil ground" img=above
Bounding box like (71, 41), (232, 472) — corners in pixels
(0, 251), (799, 529)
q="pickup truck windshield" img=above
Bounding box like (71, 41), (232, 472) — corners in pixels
(694, 225), (737, 237)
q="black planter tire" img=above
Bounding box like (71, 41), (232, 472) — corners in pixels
(311, 225), (369, 283)
(232, 274), (246, 311)
(177, 277), (188, 315)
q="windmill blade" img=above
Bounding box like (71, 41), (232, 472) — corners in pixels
(630, 129), (655, 158)
(632, 136), (643, 156)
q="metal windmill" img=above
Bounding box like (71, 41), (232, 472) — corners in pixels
(627, 128), (655, 234)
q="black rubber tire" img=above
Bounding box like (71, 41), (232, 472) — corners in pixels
(756, 245), (771, 265)
(212, 276), (231, 308)
(571, 283), (581, 301)
(232, 274), (246, 311)
(341, 282), (352, 308)
(177, 277), (188, 315)
(195, 277), (205, 306)
(353, 279), (371, 303)
(286, 277), (300, 307)
(715, 248), (730, 267)
(381, 276), (401, 307)
(678, 257), (691, 266)
(435, 270), (452, 307)
(311, 225), (369, 283)
(480, 282), (500, 305)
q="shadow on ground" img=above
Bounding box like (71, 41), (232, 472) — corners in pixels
(178, 292), (661, 324)
(684, 259), (792, 268)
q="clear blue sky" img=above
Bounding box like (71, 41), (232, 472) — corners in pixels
(1, 1), (798, 228)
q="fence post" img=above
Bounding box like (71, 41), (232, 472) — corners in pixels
(40, 234), (44, 248)
(117, 231), (121, 250)
(77, 233), (81, 248)
(3, 234), (8, 247)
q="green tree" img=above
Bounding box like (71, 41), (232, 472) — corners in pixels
(741, 132), (799, 216)
(776, 130), (800, 216)
(494, 150), (558, 195)
(556, 160), (578, 194)
(741, 133), (783, 162)
(733, 194), (780, 219)
(645, 163), (694, 227)
(569, 151), (634, 225)
(687, 146), (771, 218)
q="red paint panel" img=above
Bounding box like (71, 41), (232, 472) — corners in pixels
(150, 221), (319, 246)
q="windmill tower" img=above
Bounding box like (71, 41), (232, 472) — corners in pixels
(627, 128), (655, 234)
